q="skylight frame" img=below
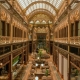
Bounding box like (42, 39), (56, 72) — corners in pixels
(17, 0), (64, 15)
(26, 3), (56, 15)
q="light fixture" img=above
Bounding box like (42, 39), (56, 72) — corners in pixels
(37, 57), (39, 59)
(35, 63), (38, 67)
(0, 63), (3, 66)
(35, 76), (38, 80)
(41, 63), (44, 66)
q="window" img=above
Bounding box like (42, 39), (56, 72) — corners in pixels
(4, 46), (11, 53)
(75, 21), (78, 36)
(6, 23), (10, 36)
(1, 21), (6, 36)
(13, 26), (15, 37)
(71, 23), (74, 37)
(66, 26), (68, 37)
(0, 47), (3, 55)
(0, 21), (2, 36)
(24, 32), (26, 38)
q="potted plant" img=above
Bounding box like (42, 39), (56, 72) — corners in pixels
(38, 49), (42, 59)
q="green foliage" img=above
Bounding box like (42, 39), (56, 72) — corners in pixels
(45, 69), (49, 76)
(12, 56), (19, 65)
(75, 69), (79, 76)
(43, 47), (49, 53)
(38, 49), (42, 58)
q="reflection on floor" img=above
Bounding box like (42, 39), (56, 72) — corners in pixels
(14, 54), (63, 80)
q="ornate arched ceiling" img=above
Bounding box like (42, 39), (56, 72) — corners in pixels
(28, 9), (54, 22)
(16, 0), (64, 25)
(17, 0), (64, 16)
(29, 14), (52, 24)
(23, 1), (58, 13)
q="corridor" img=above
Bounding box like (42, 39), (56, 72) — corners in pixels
(0, 0), (80, 80)
(14, 53), (63, 80)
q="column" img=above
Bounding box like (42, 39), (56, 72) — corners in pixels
(68, 46), (71, 80)
(9, 45), (13, 80)
(27, 41), (29, 61)
(10, 14), (13, 43)
(67, 2), (71, 80)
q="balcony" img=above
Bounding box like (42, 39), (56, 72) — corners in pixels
(70, 36), (80, 44)
(0, 36), (10, 44)
(24, 38), (27, 41)
(0, 36), (28, 44)
(13, 37), (23, 43)
(54, 37), (68, 43)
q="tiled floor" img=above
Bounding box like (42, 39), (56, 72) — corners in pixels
(15, 54), (63, 80)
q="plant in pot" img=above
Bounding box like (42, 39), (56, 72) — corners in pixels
(38, 49), (42, 63)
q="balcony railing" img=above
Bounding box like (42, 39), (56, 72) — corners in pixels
(70, 53), (80, 68)
(54, 36), (80, 45)
(70, 36), (80, 44)
(13, 37), (23, 43)
(0, 36), (10, 44)
(0, 36), (28, 44)
(55, 45), (80, 68)
(24, 38), (27, 41)
(54, 37), (68, 43)
(55, 46), (68, 58)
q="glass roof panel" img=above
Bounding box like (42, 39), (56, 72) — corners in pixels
(17, 0), (64, 15)
(26, 3), (56, 15)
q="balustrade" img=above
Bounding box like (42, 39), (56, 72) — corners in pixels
(12, 48), (23, 58)
(70, 36), (80, 44)
(13, 37), (23, 43)
(70, 55), (80, 68)
(54, 38), (68, 43)
(24, 38), (27, 41)
(0, 36), (27, 44)
(0, 36), (10, 44)
(54, 36), (80, 45)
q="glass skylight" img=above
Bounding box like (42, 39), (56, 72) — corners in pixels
(26, 3), (56, 15)
(17, 0), (64, 15)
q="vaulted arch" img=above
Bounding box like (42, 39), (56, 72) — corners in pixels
(23, 1), (58, 13)
(28, 9), (54, 22)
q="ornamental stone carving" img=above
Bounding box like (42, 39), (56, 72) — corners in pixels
(1, 9), (6, 21)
